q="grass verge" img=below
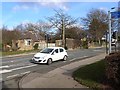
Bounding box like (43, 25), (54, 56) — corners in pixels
(73, 60), (106, 90)
(1, 49), (40, 56)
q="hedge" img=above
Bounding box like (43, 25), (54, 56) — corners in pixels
(105, 52), (120, 90)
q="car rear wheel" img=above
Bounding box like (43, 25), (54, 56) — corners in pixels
(47, 58), (52, 65)
(63, 55), (67, 61)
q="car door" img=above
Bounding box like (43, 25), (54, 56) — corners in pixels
(51, 49), (60, 61)
(59, 48), (65, 59)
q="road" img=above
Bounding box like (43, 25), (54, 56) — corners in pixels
(0, 47), (105, 89)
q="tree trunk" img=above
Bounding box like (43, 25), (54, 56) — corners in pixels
(98, 39), (101, 46)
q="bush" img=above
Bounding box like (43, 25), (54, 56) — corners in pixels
(64, 46), (68, 50)
(33, 43), (39, 50)
(0, 43), (3, 51)
(82, 41), (88, 49)
(105, 52), (120, 89)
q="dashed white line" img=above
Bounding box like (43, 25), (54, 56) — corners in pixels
(11, 64), (37, 71)
(1, 63), (34, 69)
(2, 61), (14, 64)
(70, 56), (88, 61)
(0, 65), (9, 69)
(93, 50), (102, 52)
(70, 58), (77, 61)
(7, 74), (19, 79)
(0, 69), (12, 74)
(63, 61), (67, 62)
(0, 64), (37, 74)
(7, 71), (31, 79)
(0, 78), (2, 82)
(20, 71), (30, 75)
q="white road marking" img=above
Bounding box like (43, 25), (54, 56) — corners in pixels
(0, 69), (12, 74)
(1, 63), (34, 69)
(63, 61), (67, 62)
(0, 64), (37, 74)
(6, 71), (31, 79)
(93, 50), (102, 52)
(2, 57), (31, 64)
(20, 71), (30, 75)
(70, 56), (88, 61)
(11, 64), (37, 71)
(0, 78), (2, 82)
(0, 65), (9, 69)
(7, 74), (19, 79)
(2, 61), (14, 64)
(70, 58), (78, 61)
(83, 56), (87, 58)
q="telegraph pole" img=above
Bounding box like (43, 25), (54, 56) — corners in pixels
(62, 17), (65, 48)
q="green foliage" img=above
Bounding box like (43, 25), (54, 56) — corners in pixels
(81, 9), (108, 45)
(82, 41), (88, 49)
(64, 46), (68, 50)
(0, 43), (2, 50)
(73, 60), (105, 89)
(33, 43), (39, 50)
(118, 36), (120, 41)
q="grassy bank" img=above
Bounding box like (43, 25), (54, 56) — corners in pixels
(73, 60), (106, 89)
(1, 49), (40, 56)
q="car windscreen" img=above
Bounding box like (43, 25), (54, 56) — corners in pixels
(40, 48), (54, 54)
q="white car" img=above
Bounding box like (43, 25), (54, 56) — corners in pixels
(32, 47), (68, 65)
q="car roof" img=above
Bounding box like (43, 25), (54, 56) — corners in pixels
(47, 47), (65, 49)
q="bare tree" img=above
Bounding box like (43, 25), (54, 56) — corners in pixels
(47, 9), (78, 48)
(35, 20), (52, 35)
(81, 9), (108, 45)
(14, 24), (26, 31)
(2, 26), (21, 46)
(65, 27), (86, 39)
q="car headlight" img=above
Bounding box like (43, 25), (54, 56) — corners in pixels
(40, 57), (45, 59)
(34, 57), (40, 59)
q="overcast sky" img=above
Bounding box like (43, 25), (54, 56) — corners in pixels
(1, 0), (119, 30)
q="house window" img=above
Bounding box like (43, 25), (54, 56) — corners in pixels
(25, 39), (31, 46)
(16, 43), (18, 48)
(28, 41), (31, 45)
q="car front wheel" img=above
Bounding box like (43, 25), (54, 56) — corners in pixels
(47, 58), (52, 65)
(63, 55), (67, 61)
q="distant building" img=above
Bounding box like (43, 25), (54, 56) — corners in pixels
(12, 30), (46, 51)
(56, 38), (81, 50)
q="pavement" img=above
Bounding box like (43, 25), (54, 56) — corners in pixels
(19, 53), (106, 88)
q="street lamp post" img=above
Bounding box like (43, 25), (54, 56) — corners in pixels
(108, 7), (118, 54)
(105, 31), (108, 54)
(108, 11), (112, 54)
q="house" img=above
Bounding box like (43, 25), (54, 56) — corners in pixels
(12, 30), (46, 51)
(56, 38), (81, 50)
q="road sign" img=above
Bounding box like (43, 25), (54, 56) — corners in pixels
(111, 11), (120, 19)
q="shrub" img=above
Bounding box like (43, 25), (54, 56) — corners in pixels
(82, 41), (88, 49)
(33, 43), (39, 50)
(64, 46), (68, 50)
(105, 52), (120, 89)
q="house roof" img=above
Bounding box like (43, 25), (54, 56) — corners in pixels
(20, 30), (44, 41)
